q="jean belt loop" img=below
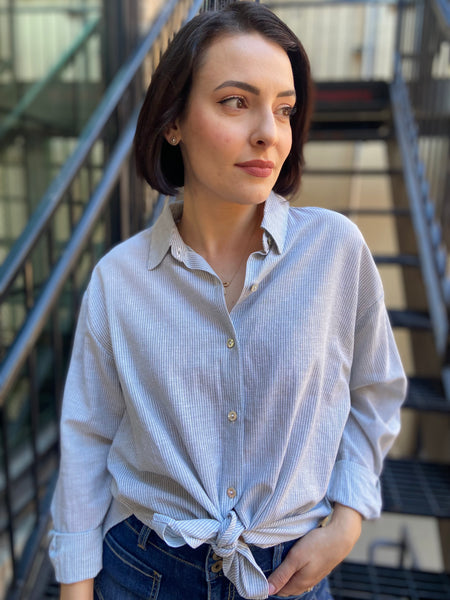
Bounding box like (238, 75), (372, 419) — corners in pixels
(272, 542), (284, 570)
(137, 523), (152, 550)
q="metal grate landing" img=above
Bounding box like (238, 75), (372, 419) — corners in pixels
(329, 561), (450, 600)
(404, 378), (450, 412)
(381, 459), (450, 518)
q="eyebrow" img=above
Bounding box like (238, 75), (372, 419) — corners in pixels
(214, 80), (296, 98)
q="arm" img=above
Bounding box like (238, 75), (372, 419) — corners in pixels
(60, 580), (94, 600)
(267, 503), (362, 596)
(50, 281), (125, 584)
(269, 284), (406, 595)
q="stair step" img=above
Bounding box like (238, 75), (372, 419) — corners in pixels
(404, 377), (450, 412)
(374, 254), (420, 267)
(388, 309), (432, 330)
(381, 459), (450, 518)
(329, 561), (450, 600)
(304, 168), (403, 176)
(309, 122), (392, 141)
(339, 207), (411, 217)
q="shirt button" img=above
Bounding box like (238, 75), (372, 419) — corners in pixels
(250, 284), (258, 293)
(228, 410), (237, 422)
(227, 487), (237, 499)
(227, 338), (235, 349)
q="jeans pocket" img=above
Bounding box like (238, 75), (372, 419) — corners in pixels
(270, 578), (333, 600)
(94, 529), (162, 600)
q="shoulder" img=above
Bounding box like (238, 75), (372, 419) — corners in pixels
(97, 228), (152, 272)
(287, 205), (365, 251)
(82, 227), (155, 308)
(285, 205), (383, 300)
(88, 226), (159, 293)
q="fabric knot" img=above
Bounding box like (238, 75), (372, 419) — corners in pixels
(211, 510), (245, 558)
(149, 511), (269, 599)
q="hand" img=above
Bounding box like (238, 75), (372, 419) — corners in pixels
(267, 504), (362, 597)
(60, 579), (94, 600)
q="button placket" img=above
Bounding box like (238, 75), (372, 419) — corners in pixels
(221, 324), (242, 513)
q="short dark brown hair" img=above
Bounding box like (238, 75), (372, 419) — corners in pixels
(134, 1), (313, 198)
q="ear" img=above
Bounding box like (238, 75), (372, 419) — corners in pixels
(164, 122), (181, 146)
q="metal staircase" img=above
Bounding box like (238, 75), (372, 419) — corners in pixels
(0, 1), (449, 598)
(287, 1), (450, 597)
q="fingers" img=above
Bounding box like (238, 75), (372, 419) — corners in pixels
(267, 540), (309, 595)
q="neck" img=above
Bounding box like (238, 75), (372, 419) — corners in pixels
(178, 194), (264, 260)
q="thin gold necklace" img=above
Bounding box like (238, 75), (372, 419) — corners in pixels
(220, 219), (261, 289)
(222, 252), (248, 288)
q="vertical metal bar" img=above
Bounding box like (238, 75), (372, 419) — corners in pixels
(24, 257), (40, 519)
(119, 162), (130, 240)
(52, 303), (64, 418)
(68, 182), (79, 328)
(0, 401), (17, 583)
(27, 347), (41, 516)
(8, 0), (17, 95)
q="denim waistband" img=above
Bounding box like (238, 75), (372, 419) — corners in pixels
(125, 513), (300, 573)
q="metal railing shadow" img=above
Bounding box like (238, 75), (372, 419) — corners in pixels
(0, 0), (203, 596)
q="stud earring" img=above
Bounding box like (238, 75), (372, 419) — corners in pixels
(170, 136), (178, 145)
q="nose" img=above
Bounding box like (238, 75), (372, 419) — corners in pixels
(250, 109), (278, 147)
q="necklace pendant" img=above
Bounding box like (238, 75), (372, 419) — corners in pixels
(223, 281), (230, 288)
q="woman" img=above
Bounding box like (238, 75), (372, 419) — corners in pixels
(50, 2), (406, 599)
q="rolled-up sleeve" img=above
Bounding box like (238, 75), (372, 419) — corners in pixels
(327, 297), (407, 519)
(49, 278), (125, 582)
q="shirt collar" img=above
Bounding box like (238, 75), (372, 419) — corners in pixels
(147, 191), (290, 270)
(147, 198), (183, 270)
(260, 191), (289, 254)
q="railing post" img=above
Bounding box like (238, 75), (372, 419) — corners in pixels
(101, 0), (143, 241)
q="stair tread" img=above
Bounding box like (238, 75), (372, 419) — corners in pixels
(405, 377), (450, 412)
(329, 561), (450, 600)
(382, 458), (450, 518)
(374, 254), (420, 267)
(388, 309), (432, 330)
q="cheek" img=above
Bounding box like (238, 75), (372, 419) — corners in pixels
(185, 112), (235, 155)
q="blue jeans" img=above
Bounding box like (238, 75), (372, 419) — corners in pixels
(94, 515), (334, 600)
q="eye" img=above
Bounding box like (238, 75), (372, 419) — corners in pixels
(276, 105), (297, 119)
(219, 96), (248, 110)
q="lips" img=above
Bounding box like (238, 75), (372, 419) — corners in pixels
(235, 160), (275, 178)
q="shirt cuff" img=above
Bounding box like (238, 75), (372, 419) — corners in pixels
(327, 460), (382, 520)
(48, 526), (103, 583)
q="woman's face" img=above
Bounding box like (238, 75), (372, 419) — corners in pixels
(168, 32), (296, 207)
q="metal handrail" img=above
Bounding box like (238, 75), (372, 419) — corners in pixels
(0, 0), (185, 303)
(392, 0), (450, 386)
(0, 107), (139, 402)
(0, 0), (206, 392)
(434, 0), (450, 26)
(0, 16), (100, 141)
(1, 2), (204, 593)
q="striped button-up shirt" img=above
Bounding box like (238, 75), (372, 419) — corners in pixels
(50, 192), (406, 599)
